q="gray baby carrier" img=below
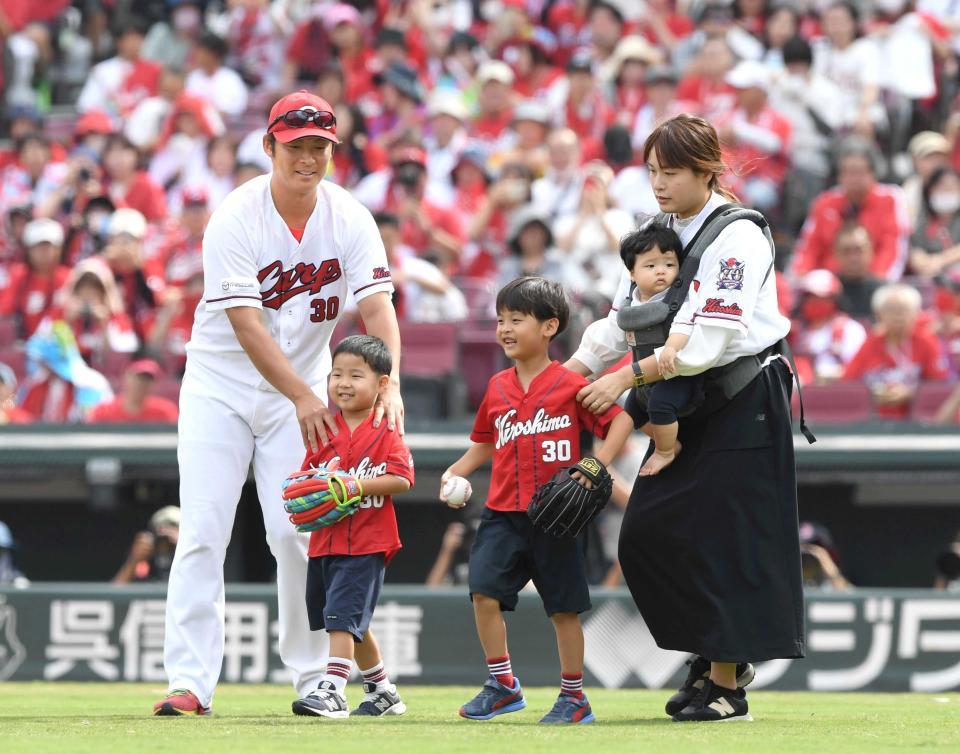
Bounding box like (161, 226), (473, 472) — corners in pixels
(616, 204), (815, 442)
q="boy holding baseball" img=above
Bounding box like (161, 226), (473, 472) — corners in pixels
(440, 277), (633, 724)
(287, 335), (414, 719)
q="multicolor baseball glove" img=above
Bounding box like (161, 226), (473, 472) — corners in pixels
(526, 456), (613, 538)
(281, 460), (364, 532)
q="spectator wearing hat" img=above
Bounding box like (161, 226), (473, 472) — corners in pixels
(124, 67), (188, 152)
(74, 109), (118, 158)
(558, 50), (614, 158)
(500, 28), (565, 103)
(715, 60), (792, 213)
(602, 35), (664, 128)
(113, 505), (182, 584)
(791, 137), (911, 281)
(842, 283), (948, 419)
(790, 268), (867, 385)
(373, 211), (467, 324)
(0, 363), (32, 424)
(424, 92), (471, 205)
(369, 61), (426, 145)
(184, 32), (249, 118)
(811, 1), (883, 138)
(324, 4), (377, 103)
(675, 36), (738, 122)
(498, 100), (553, 178)
(769, 35), (845, 233)
(499, 203), (589, 295)
(833, 223), (884, 321)
(142, 0), (204, 70)
(88, 358), (178, 424)
(554, 160), (635, 300)
(530, 128), (583, 219)
(150, 186), (209, 291)
(465, 160), (534, 279)
(631, 65), (688, 150)
(904, 133), (953, 227)
(0, 218), (70, 338)
(910, 166), (960, 280)
(76, 20), (161, 117)
(101, 134), (168, 223)
(102, 208), (165, 341)
(54, 258), (138, 364)
(470, 61), (517, 145)
(0, 520), (29, 587)
(440, 30), (482, 90)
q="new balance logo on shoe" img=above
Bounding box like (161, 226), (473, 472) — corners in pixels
(708, 698), (736, 716)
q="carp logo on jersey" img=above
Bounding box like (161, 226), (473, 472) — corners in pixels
(716, 258), (745, 290)
(258, 259), (343, 309)
(494, 408), (573, 449)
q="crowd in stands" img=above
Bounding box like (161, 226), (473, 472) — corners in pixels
(1, 0), (959, 425)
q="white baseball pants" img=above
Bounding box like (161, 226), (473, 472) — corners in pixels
(164, 361), (327, 707)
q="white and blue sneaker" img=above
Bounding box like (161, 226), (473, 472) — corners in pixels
(351, 682), (407, 717)
(459, 676), (526, 720)
(292, 680), (349, 719)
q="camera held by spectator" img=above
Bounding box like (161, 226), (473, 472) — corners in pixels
(112, 505), (181, 584)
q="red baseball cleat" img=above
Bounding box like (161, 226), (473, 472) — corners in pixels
(153, 688), (211, 716)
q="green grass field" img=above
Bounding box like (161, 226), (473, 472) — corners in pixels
(1, 684), (959, 754)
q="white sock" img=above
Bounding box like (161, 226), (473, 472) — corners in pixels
(321, 656), (351, 696)
(361, 660), (392, 692)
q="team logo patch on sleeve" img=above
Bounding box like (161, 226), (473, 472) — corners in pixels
(372, 266), (391, 280)
(716, 258), (745, 290)
(702, 298), (743, 316)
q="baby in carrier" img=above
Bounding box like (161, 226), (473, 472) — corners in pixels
(619, 224), (701, 476)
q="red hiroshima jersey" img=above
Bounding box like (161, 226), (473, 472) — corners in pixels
(471, 361), (621, 512)
(302, 412), (414, 563)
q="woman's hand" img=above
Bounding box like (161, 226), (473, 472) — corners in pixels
(658, 346), (678, 376)
(576, 365), (633, 414)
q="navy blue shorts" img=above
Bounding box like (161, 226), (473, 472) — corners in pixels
(306, 554), (385, 641)
(468, 507), (591, 617)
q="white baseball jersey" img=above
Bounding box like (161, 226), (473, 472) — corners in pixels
(186, 174), (393, 389)
(572, 192), (790, 376)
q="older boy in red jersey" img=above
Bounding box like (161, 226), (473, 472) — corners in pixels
(291, 335), (414, 719)
(441, 277), (633, 724)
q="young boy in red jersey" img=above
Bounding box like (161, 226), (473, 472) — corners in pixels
(291, 335), (414, 719)
(441, 276), (634, 724)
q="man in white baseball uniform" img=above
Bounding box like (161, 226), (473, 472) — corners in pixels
(154, 90), (403, 716)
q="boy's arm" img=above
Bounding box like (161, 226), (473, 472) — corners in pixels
(443, 442), (495, 482)
(592, 412), (634, 467)
(359, 475), (412, 498)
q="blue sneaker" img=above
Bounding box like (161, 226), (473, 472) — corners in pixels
(459, 676), (526, 720)
(539, 693), (595, 725)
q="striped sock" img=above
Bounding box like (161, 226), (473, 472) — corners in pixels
(322, 657), (352, 695)
(487, 655), (514, 688)
(561, 672), (584, 699)
(360, 661), (391, 691)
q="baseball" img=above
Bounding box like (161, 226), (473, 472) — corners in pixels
(442, 476), (472, 509)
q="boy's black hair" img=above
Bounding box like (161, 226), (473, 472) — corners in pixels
(620, 223), (684, 271)
(333, 335), (392, 376)
(495, 276), (569, 340)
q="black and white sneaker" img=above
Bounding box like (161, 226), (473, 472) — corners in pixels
(664, 657), (755, 715)
(350, 682), (407, 717)
(292, 681), (349, 718)
(671, 679), (752, 722)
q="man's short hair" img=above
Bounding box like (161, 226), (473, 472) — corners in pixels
(495, 277), (569, 339)
(197, 32), (229, 60)
(620, 223), (684, 271)
(333, 335), (393, 377)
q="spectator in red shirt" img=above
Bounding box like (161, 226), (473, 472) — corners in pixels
(281, 3), (333, 90)
(76, 20), (161, 117)
(87, 358), (178, 423)
(790, 137), (911, 281)
(717, 60), (792, 212)
(502, 30), (564, 102)
(0, 218), (70, 339)
(842, 283), (948, 419)
(149, 187), (208, 289)
(470, 61), (516, 146)
(675, 36), (738, 121)
(0, 362), (32, 425)
(102, 134), (168, 222)
(602, 36), (664, 129)
(147, 270), (203, 376)
(559, 51), (614, 159)
(636, 0), (695, 53)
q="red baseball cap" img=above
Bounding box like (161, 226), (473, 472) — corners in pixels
(267, 90), (339, 145)
(128, 358), (163, 379)
(391, 146), (428, 167)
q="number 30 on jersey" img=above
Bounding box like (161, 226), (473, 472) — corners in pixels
(310, 296), (340, 323)
(541, 439), (571, 462)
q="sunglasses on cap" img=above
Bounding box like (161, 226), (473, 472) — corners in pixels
(268, 108), (337, 132)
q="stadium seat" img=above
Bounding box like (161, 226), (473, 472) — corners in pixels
(910, 381), (956, 423)
(0, 347), (27, 380)
(800, 382), (874, 423)
(458, 321), (506, 410)
(455, 278), (496, 319)
(0, 317), (18, 345)
(398, 322), (466, 418)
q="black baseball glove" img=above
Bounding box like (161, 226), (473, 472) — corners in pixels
(527, 457), (614, 538)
